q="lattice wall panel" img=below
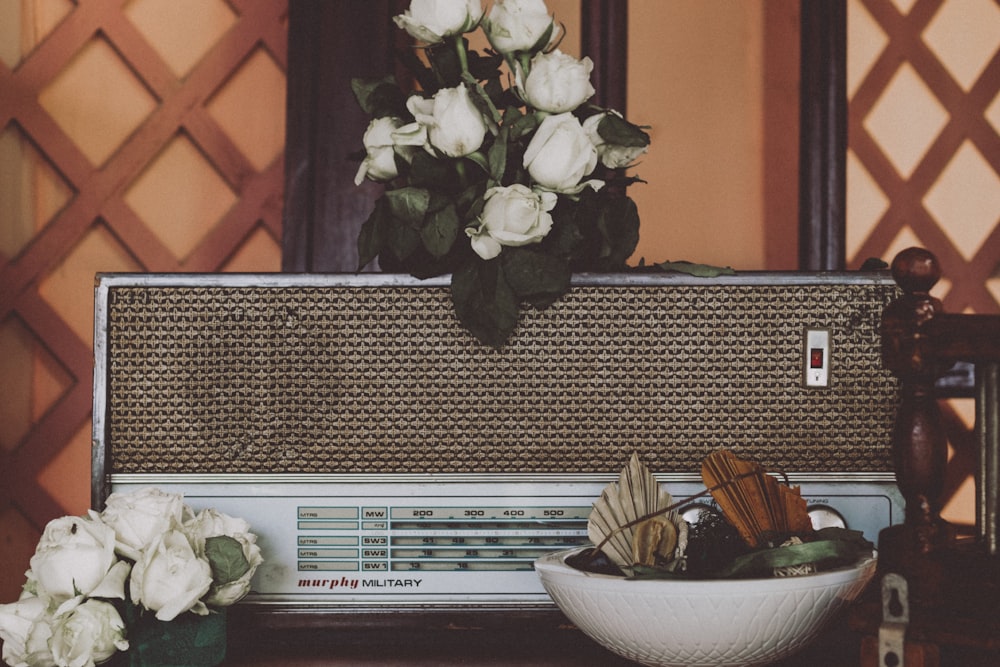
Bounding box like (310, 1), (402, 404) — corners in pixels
(0, 0), (287, 601)
(847, 0), (1000, 315)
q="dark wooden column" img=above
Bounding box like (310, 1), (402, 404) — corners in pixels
(282, 1), (405, 273)
(798, 0), (847, 271)
(580, 0), (628, 114)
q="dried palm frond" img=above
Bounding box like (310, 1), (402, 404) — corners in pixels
(701, 449), (812, 548)
(588, 452), (686, 569)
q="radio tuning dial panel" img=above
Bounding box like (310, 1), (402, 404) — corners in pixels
(110, 474), (901, 609)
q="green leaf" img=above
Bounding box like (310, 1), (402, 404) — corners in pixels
(501, 248), (571, 309)
(482, 76), (506, 110)
(421, 204), (461, 259)
(813, 527), (875, 551)
(387, 218), (422, 261)
(462, 73), (502, 125)
(465, 151), (490, 175)
(627, 565), (688, 580)
(627, 534), (873, 581)
(426, 40), (464, 88)
(598, 113), (651, 148)
(500, 105), (522, 124)
(205, 535), (251, 586)
(487, 127), (508, 184)
(457, 182), (487, 221)
(385, 187), (430, 225)
(860, 257), (889, 271)
(350, 77), (388, 113)
(408, 152), (453, 190)
(508, 110), (540, 141)
(467, 48), (504, 82)
(596, 196), (640, 270)
(451, 261), (520, 348)
(656, 260), (736, 277)
(528, 21), (556, 54)
(396, 48), (439, 95)
(350, 76), (407, 118)
(715, 539), (868, 579)
(357, 198), (390, 270)
(546, 201), (587, 258)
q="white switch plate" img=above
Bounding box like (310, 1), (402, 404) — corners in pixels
(805, 328), (830, 387)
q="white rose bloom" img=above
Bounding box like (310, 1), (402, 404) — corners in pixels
(130, 529), (213, 622)
(185, 508), (264, 607)
(0, 596), (57, 667)
(582, 111), (649, 169)
(28, 516), (126, 605)
(466, 184), (557, 260)
(49, 598), (128, 667)
(523, 112), (603, 194)
(390, 121), (430, 156)
(100, 487), (186, 561)
(185, 508), (254, 545)
(516, 50), (594, 113)
(399, 86), (488, 158)
(354, 116), (412, 185)
(394, 0), (483, 44)
(484, 0), (556, 54)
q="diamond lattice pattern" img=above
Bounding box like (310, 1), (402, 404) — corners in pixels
(0, 0), (287, 602)
(848, 0), (1000, 316)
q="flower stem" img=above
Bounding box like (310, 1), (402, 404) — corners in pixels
(517, 52), (532, 80)
(455, 37), (470, 79)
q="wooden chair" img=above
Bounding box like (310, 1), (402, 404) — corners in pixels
(853, 247), (1000, 666)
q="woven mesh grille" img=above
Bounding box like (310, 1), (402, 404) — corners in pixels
(103, 281), (899, 474)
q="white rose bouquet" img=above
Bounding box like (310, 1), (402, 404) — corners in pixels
(353, 0), (651, 347)
(0, 489), (262, 667)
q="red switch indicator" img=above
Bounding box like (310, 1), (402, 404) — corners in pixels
(805, 329), (830, 387)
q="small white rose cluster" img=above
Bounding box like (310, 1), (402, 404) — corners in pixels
(353, 0), (649, 347)
(0, 488), (262, 667)
(355, 0), (648, 261)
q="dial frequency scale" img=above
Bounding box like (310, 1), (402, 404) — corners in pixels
(109, 473), (901, 608)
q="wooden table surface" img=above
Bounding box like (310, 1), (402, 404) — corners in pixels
(223, 611), (864, 666)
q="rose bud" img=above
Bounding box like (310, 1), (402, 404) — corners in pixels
(465, 184), (557, 260)
(401, 85), (489, 158)
(523, 112), (604, 194)
(484, 0), (556, 55)
(517, 50), (595, 114)
(393, 0), (484, 44)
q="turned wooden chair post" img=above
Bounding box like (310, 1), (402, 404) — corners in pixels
(879, 248), (955, 571)
(863, 247), (1000, 661)
(881, 248), (1000, 557)
(881, 249), (950, 546)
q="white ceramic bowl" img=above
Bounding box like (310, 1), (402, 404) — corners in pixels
(535, 547), (876, 667)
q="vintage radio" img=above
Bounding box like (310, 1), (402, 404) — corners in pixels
(92, 271), (904, 622)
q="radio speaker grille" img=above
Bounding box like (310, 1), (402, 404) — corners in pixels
(99, 277), (899, 475)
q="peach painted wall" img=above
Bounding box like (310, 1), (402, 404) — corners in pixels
(628, 0), (768, 270)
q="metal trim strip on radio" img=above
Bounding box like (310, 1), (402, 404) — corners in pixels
(109, 473), (902, 610)
(94, 271), (897, 289)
